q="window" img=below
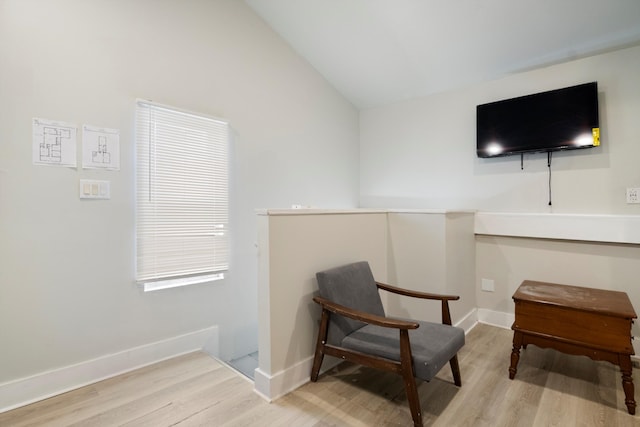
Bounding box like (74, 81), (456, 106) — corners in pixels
(135, 100), (229, 291)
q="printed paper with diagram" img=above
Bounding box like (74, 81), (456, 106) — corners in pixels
(82, 125), (120, 170)
(32, 118), (78, 167)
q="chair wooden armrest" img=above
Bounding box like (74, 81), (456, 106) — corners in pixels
(313, 296), (418, 330)
(375, 281), (460, 326)
(376, 281), (460, 301)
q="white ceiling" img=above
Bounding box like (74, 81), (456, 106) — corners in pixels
(245, 0), (640, 109)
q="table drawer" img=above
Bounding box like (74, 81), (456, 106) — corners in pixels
(514, 300), (634, 354)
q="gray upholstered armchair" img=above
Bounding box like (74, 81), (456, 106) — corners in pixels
(310, 261), (465, 426)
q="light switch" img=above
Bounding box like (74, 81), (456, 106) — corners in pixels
(80, 179), (110, 199)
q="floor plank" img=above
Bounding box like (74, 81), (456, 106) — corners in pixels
(1, 324), (638, 426)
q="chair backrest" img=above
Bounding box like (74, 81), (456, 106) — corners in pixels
(316, 261), (386, 345)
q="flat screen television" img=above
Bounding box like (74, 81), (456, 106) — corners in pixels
(476, 82), (600, 158)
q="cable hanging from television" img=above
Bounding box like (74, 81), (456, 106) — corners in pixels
(548, 151), (552, 206)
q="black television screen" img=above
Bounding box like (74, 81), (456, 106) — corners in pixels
(476, 82), (600, 158)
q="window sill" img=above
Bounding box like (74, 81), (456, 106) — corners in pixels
(142, 272), (225, 292)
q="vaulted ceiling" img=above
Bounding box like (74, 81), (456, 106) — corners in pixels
(245, 0), (640, 109)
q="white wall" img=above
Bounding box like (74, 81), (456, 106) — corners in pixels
(476, 235), (640, 344)
(255, 210), (389, 399)
(385, 212), (476, 325)
(360, 45), (640, 213)
(0, 0), (358, 401)
(360, 45), (640, 348)
(255, 209), (476, 400)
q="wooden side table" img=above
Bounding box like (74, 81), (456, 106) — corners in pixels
(509, 280), (637, 415)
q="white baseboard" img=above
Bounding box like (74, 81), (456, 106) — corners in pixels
(0, 326), (218, 413)
(254, 356), (312, 402)
(477, 308), (514, 329)
(254, 354), (343, 402)
(455, 308), (479, 333)
(253, 367), (274, 401)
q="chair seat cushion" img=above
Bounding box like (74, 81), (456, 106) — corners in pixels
(341, 320), (465, 382)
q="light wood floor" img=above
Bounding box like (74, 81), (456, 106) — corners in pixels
(2, 324), (639, 426)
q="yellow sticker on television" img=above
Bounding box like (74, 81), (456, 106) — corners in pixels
(592, 128), (600, 146)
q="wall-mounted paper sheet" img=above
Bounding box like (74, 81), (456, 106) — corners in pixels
(82, 125), (120, 170)
(32, 118), (78, 167)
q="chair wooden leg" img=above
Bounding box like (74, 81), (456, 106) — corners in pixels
(449, 354), (462, 387)
(310, 309), (330, 382)
(403, 375), (422, 427)
(399, 330), (422, 426)
(310, 347), (324, 382)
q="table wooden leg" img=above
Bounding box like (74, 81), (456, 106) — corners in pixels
(509, 331), (523, 379)
(619, 355), (636, 415)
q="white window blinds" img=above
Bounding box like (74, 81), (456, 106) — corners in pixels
(135, 100), (229, 284)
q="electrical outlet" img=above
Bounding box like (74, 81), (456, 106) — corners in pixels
(481, 278), (495, 292)
(627, 188), (640, 204)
